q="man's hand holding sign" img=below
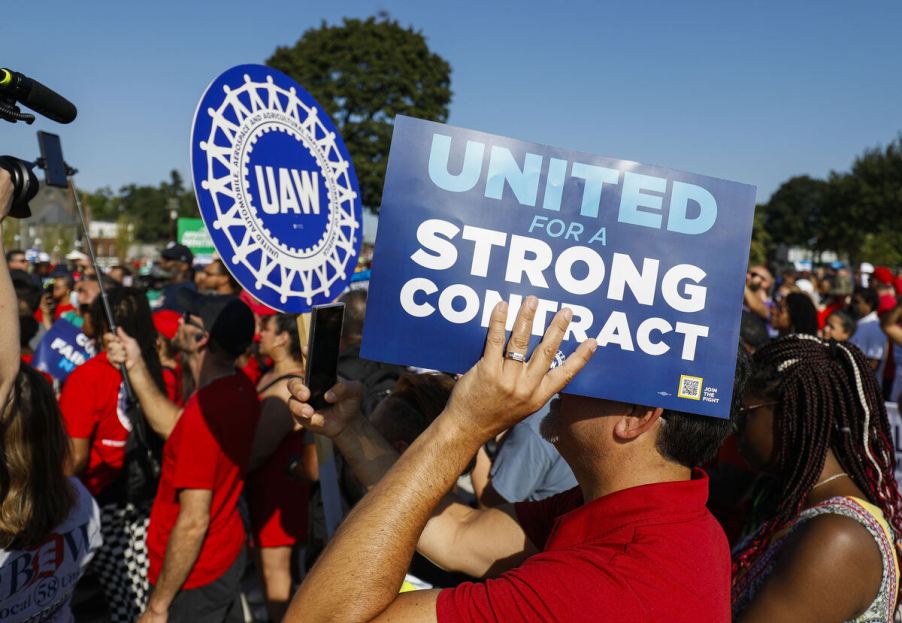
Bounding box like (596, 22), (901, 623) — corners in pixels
(286, 298), (596, 621)
(285, 117), (754, 622)
(363, 117), (756, 418)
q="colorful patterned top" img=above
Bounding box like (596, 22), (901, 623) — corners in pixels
(733, 496), (899, 622)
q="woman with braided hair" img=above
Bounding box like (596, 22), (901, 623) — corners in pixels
(732, 334), (902, 622)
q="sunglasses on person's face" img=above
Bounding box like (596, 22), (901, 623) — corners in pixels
(182, 311), (204, 330)
(737, 401), (778, 416)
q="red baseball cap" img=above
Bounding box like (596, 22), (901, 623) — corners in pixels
(153, 309), (181, 341)
(873, 266), (894, 286)
(239, 290), (278, 317)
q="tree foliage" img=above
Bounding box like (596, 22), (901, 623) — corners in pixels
(757, 135), (902, 266)
(760, 175), (828, 248)
(267, 15), (452, 213)
(84, 170), (197, 243)
(748, 207), (771, 267)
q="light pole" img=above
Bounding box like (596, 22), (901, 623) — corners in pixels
(168, 198), (179, 244)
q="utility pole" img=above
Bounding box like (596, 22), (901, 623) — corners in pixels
(168, 198), (179, 243)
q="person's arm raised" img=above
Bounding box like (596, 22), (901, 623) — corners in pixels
(289, 379), (536, 578)
(106, 328), (182, 439)
(285, 296), (596, 622)
(288, 379), (396, 490)
(0, 169), (20, 408)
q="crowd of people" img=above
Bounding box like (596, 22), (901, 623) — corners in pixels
(2, 167), (902, 622)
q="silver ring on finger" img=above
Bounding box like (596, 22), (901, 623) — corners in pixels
(505, 351), (528, 364)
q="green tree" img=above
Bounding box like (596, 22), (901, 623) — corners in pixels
(757, 135), (902, 266)
(748, 206), (771, 266)
(820, 136), (902, 265)
(84, 186), (118, 221)
(759, 175), (828, 250)
(268, 15), (453, 213)
(115, 170), (197, 243)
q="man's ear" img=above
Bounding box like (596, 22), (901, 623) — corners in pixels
(274, 330), (290, 351)
(613, 406), (664, 441)
(195, 332), (210, 351)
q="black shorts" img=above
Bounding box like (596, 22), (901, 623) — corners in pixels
(162, 548), (247, 623)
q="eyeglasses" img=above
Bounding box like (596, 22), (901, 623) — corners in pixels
(737, 401), (778, 415)
(182, 311), (204, 330)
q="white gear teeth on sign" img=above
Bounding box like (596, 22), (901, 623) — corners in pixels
(199, 70), (360, 309)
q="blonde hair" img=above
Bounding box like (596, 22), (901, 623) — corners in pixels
(0, 366), (74, 549)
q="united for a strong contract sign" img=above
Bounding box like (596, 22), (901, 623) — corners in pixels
(362, 117), (757, 418)
(190, 64), (362, 313)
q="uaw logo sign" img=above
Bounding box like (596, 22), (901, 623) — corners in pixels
(190, 64), (362, 312)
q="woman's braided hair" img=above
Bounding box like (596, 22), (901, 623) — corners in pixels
(732, 334), (902, 607)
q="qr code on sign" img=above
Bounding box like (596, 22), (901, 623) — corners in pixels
(678, 375), (703, 400)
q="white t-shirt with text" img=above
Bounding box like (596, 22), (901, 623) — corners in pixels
(0, 478), (102, 623)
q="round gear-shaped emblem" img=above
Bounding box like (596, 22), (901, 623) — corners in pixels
(190, 64), (362, 312)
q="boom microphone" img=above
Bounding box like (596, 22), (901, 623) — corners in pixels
(0, 68), (77, 124)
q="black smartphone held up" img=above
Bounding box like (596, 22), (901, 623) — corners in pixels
(305, 302), (345, 410)
(37, 131), (68, 188)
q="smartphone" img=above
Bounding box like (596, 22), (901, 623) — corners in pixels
(37, 131), (68, 188)
(304, 302), (345, 410)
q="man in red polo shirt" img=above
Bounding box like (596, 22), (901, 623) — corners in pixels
(284, 297), (744, 622)
(107, 291), (258, 622)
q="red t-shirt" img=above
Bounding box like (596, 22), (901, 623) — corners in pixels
(162, 365), (182, 405)
(60, 352), (129, 497)
(147, 372), (260, 589)
(817, 299), (847, 330)
(240, 355), (264, 386)
(35, 302), (76, 324)
(247, 430), (310, 547)
(437, 470), (730, 622)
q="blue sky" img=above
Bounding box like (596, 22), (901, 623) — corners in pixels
(4, 0), (900, 206)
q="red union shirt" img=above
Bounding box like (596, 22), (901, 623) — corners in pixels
(60, 352), (130, 497)
(147, 372), (260, 589)
(437, 469), (730, 622)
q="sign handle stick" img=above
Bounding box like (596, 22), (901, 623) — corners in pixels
(296, 313), (344, 539)
(67, 175), (138, 403)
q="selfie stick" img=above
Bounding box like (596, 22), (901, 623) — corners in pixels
(65, 169), (138, 405)
(297, 313), (345, 539)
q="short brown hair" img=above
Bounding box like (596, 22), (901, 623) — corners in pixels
(370, 373), (455, 447)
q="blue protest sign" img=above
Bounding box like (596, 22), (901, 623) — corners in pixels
(32, 319), (96, 382)
(362, 117), (757, 418)
(190, 64), (363, 313)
